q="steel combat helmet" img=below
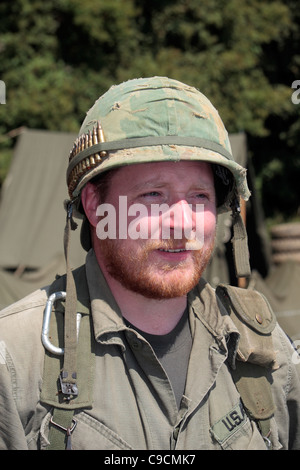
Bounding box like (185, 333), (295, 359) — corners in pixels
(66, 76), (251, 278)
(67, 76), (250, 210)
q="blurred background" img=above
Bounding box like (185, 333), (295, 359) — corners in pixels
(0, 0), (299, 338)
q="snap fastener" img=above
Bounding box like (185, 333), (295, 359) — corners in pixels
(131, 340), (141, 350)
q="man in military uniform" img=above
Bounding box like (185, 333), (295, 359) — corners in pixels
(0, 77), (300, 450)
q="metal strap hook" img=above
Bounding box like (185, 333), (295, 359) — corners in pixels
(42, 291), (81, 356)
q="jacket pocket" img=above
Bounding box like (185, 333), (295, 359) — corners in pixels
(220, 419), (268, 450)
(40, 411), (134, 450)
(72, 412), (134, 450)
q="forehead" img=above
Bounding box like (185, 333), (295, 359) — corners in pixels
(109, 161), (214, 189)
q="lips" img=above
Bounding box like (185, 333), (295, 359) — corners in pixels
(158, 248), (187, 253)
(154, 247), (192, 263)
(153, 239), (203, 253)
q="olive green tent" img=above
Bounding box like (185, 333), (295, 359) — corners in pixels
(0, 129), (85, 308)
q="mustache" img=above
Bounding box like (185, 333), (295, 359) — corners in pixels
(144, 237), (203, 251)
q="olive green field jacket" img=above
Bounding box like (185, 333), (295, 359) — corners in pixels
(0, 250), (300, 450)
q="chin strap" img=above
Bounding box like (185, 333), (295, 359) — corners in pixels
(61, 200), (79, 400)
(231, 198), (251, 279)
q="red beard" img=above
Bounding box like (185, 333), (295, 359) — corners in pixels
(98, 236), (215, 299)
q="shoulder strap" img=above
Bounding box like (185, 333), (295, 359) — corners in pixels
(216, 284), (277, 448)
(40, 265), (95, 450)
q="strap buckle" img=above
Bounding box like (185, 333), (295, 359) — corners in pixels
(50, 416), (77, 450)
(60, 371), (78, 399)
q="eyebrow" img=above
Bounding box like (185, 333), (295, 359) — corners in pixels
(130, 180), (167, 192)
(130, 179), (214, 193)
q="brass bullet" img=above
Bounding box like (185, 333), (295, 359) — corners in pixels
(96, 121), (107, 158)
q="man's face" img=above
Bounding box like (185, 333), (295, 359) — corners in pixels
(94, 161), (217, 299)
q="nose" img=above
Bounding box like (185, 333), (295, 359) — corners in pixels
(163, 200), (194, 240)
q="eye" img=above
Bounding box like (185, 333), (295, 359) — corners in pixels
(134, 190), (165, 206)
(139, 191), (164, 202)
(198, 193), (211, 200)
(187, 190), (216, 207)
(190, 192), (210, 201)
(142, 191), (161, 197)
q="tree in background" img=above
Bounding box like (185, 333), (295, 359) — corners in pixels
(0, 0), (299, 222)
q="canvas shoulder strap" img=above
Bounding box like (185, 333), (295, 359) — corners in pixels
(216, 284), (277, 448)
(40, 264), (95, 450)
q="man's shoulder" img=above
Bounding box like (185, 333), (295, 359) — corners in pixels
(0, 286), (50, 320)
(0, 287), (52, 357)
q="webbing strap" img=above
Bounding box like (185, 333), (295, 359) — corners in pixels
(40, 310), (95, 410)
(41, 307), (94, 450)
(40, 264), (95, 450)
(61, 203), (79, 397)
(47, 408), (75, 450)
(231, 210), (251, 278)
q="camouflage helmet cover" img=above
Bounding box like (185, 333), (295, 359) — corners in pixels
(67, 76), (250, 215)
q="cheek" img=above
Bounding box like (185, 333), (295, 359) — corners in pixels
(205, 209), (217, 228)
(190, 205), (216, 240)
(202, 209), (217, 241)
(118, 202), (152, 240)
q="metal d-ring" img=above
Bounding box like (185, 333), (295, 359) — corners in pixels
(42, 291), (81, 356)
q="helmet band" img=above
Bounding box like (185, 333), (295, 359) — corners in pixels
(67, 132), (234, 198)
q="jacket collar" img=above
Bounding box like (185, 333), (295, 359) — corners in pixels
(188, 279), (240, 368)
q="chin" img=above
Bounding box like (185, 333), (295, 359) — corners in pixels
(113, 266), (204, 299)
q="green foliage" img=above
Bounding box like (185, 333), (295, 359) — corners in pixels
(0, 0), (299, 221)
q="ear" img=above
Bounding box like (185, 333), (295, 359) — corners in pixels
(81, 182), (100, 228)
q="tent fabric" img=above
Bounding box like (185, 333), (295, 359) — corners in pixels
(249, 261), (300, 341)
(0, 254), (66, 310)
(0, 129), (85, 270)
(228, 132), (247, 167)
